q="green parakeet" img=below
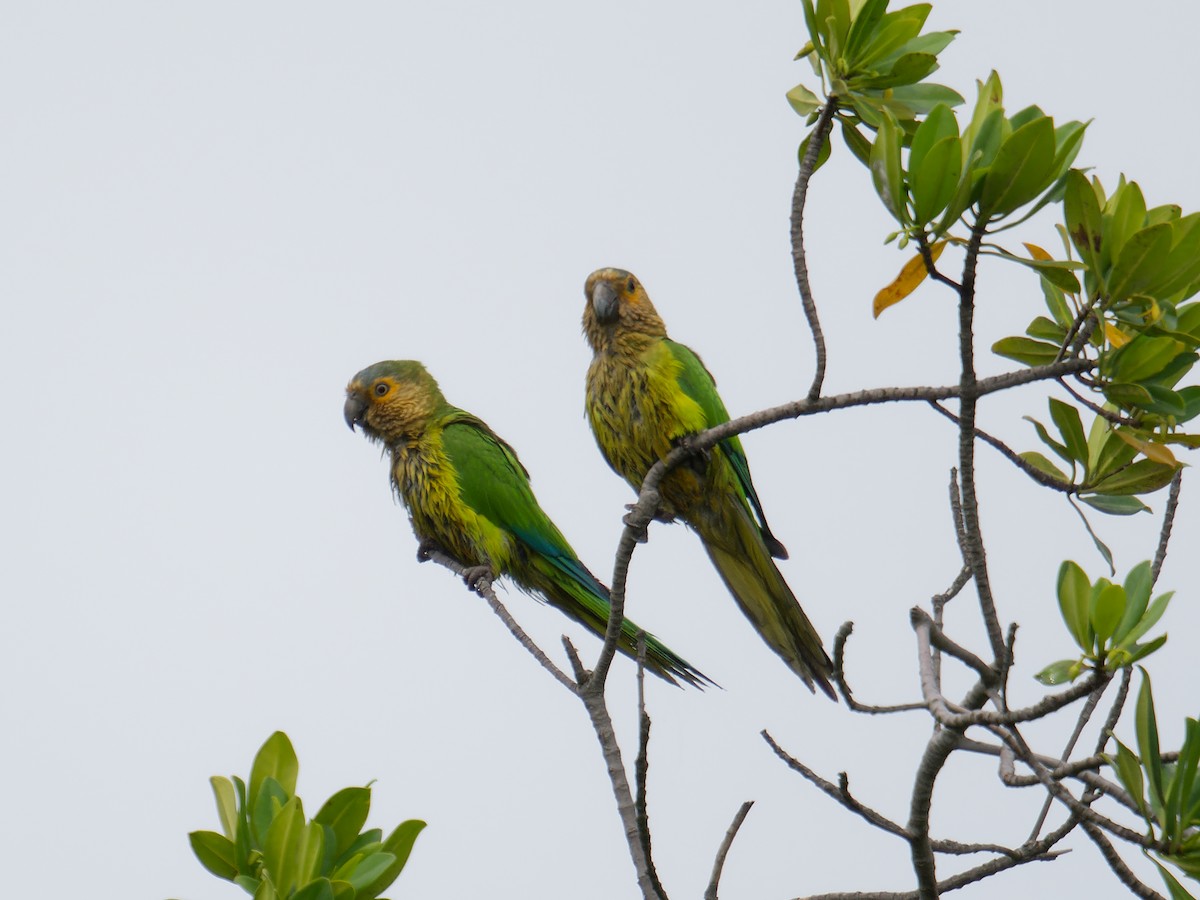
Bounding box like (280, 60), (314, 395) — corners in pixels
(345, 359), (710, 687)
(581, 270), (834, 697)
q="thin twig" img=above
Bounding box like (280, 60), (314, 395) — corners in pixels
(704, 801), (755, 900)
(928, 401), (1076, 492)
(1151, 471), (1183, 584)
(1079, 820), (1166, 899)
(832, 622), (927, 714)
(634, 634), (667, 900)
(792, 98), (838, 400)
(422, 547), (578, 692)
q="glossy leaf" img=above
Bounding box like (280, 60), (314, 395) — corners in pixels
(1119, 591), (1175, 648)
(992, 336), (1060, 366)
(211, 776), (238, 841)
(979, 116), (1057, 217)
(1034, 659), (1080, 685)
(1057, 561), (1092, 651)
(1090, 582), (1125, 646)
(1092, 459), (1178, 496)
(1020, 451), (1069, 483)
(840, 119), (872, 166)
(786, 83), (822, 117)
(250, 732), (299, 812)
(873, 242), (945, 316)
(357, 820), (428, 899)
(1114, 429), (1179, 467)
(263, 797), (306, 897)
(1110, 737), (1148, 819)
(346, 851), (397, 893)
(1048, 399), (1088, 467)
(910, 135), (961, 224)
(1137, 672), (1166, 819)
(1109, 223), (1174, 304)
(870, 111), (907, 223)
(1079, 494), (1149, 516)
(1064, 169), (1103, 276)
(1115, 562), (1152, 643)
(190, 831), (239, 881)
(292, 879), (336, 900)
(315, 787), (372, 861)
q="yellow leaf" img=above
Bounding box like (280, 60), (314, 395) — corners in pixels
(873, 241), (946, 318)
(1105, 322), (1132, 348)
(1114, 428), (1179, 466)
(1023, 242), (1053, 261)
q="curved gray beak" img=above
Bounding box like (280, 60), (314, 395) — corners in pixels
(591, 281), (619, 324)
(344, 394), (368, 431)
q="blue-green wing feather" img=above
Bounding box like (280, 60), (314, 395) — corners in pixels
(664, 340), (789, 559)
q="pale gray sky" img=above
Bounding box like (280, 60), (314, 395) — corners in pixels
(3, 2), (1199, 898)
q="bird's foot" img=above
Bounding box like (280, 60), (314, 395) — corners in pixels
(460, 564), (494, 595)
(415, 538), (443, 563)
(622, 504), (650, 543)
(674, 433), (711, 473)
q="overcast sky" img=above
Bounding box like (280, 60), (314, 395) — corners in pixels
(4, 2), (1199, 898)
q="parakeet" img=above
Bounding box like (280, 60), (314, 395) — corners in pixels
(581, 269), (835, 697)
(344, 359), (710, 688)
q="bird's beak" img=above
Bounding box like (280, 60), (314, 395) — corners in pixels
(591, 280), (620, 324)
(344, 393), (368, 431)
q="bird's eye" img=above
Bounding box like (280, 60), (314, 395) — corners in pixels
(374, 382), (389, 397)
(626, 277), (636, 293)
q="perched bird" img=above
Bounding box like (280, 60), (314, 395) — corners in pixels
(581, 268), (835, 697)
(344, 359), (710, 687)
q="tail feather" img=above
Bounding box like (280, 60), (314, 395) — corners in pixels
(524, 556), (715, 689)
(697, 500), (835, 698)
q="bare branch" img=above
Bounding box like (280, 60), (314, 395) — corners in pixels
(911, 608), (998, 688)
(422, 547), (578, 692)
(1079, 820), (1166, 899)
(928, 401), (1076, 493)
(634, 635), (667, 900)
(953, 222), (1007, 663)
(792, 98), (838, 400)
(704, 801), (755, 900)
(1152, 471), (1183, 584)
(832, 622), (927, 714)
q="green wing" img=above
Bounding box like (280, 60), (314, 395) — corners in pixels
(439, 411), (609, 596)
(664, 340), (789, 559)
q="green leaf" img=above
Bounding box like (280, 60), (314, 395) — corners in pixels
(1104, 382), (1154, 409)
(1064, 169), (1104, 278)
(1110, 738), (1149, 819)
(1048, 399), (1088, 468)
(1152, 859), (1198, 900)
(1091, 459), (1178, 496)
(253, 777), (290, 848)
(856, 51), (938, 90)
(346, 852), (397, 894)
(1034, 659), (1081, 685)
(292, 879), (336, 900)
(1109, 223), (1174, 304)
(1105, 179), (1148, 263)
(1114, 561), (1153, 643)
(786, 83), (822, 118)
(253, 878), (280, 900)
(910, 135), (961, 225)
(1026, 315), (1067, 343)
(1090, 582), (1126, 646)
(870, 111), (907, 224)
(908, 104), (957, 173)
(190, 831), (239, 881)
(357, 821), (428, 899)
(1137, 671), (1166, 820)
(842, 0), (888, 63)
(840, 119), (872, 166)
(979, 116), (1058, 218)
(1079, 493), (1149, 516)
(1056, 561), (1092, 651)
(250, 732), (299, 813)
(211, 776), (239, 841)
(1119, 591), (1175, 648)
(336, 829), (383, 867)
(887, 82), (965, 115)
(315, 787), (373, 861)
(1019, 451), (1069, 483)
(992, 336), (1060, 366)
(1122, 633), (1168, 666)
(1024, 415), (1073, 466)
(263, 796), (306, 897)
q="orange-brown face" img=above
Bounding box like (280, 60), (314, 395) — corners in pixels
(344, 360), (441, 444)
(582, 267), (667, 350)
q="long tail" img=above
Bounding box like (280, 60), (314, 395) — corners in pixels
(695, 498), (835, 698)
(523, 555), (715, 689)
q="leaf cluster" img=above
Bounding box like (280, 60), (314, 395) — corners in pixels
(188, 732), (425, 900)
(1108, 675), (1200, 899)
(1036, 560), (1171, 685)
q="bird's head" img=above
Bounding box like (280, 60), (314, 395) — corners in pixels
(582, 267), (667, 352)
(344, 360), (445, 445)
